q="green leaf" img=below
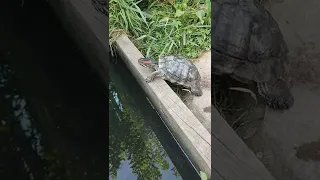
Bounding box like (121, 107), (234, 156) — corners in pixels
(136, 35), (148, 41)
(160, 17), (170, 22)
(175, 9), (185, 17)
(200, 171), (208, 180)
(196, 10), (205, 24)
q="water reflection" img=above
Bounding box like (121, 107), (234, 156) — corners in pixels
(108, 56), (201, 180)
(109, 81), (181, 180)
(0, 58), (69, 179)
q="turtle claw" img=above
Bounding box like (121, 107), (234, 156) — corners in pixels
(145, 77), (153, 83)
(182, 88), (192, 93)
(257, 80), (294, 110)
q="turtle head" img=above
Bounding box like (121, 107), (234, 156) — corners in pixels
(138, 57), (158, 70)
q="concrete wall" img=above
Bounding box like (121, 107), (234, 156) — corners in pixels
(265, 0), (320, 84)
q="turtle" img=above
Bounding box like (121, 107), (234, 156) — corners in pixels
(212, 0), (294, 109)
(138, 55), (203, 96)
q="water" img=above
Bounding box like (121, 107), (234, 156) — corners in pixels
(0, 0), (200, 179)
(108, 58), (200, 180)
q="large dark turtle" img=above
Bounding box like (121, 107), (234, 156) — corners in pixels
(139, 55), (203, 96)
(212, 0), (294, 109)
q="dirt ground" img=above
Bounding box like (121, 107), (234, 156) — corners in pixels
(172, 51), (212, 133)
(188, 51), (212, 133)
(243, 1), (320, 180)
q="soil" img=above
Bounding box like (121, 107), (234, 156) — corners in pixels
(213, 0), (320, 180)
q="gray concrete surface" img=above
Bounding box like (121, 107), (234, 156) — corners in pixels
(244, 1), (320, 180)
(187, 51), (212, 133)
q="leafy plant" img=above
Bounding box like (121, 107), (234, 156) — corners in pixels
(109, 0), (211, 60)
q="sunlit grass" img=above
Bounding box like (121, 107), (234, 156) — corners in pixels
(109, 0), (211, 60)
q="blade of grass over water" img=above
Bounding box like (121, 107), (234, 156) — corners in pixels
(109, 0), (211, 60)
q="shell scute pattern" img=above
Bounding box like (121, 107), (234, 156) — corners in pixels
(138, 55), (203, 96)
(159, 55), (199, 87)
(212, 0), (294, 109)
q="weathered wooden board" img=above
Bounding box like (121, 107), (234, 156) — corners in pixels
(212, 107), (276, 180)
(115, 35), (212, 178)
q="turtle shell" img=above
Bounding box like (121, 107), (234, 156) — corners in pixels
(158, 55), (201, 87)
(212, 0), (289, 83)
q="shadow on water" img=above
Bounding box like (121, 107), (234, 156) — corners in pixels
(0, 0), (200, 179)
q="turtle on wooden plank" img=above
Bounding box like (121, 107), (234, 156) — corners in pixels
(138, 55), (203, 96)
(212, 0), (294, 109)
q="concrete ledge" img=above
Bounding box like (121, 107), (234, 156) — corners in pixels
(115, 35), (212, 178)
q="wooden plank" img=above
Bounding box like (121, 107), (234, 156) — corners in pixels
(212, 107), (276, 180)
(115, 35), (212, 179)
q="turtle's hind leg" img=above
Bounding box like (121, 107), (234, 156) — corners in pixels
(257, 79), (294, 109)
(145, 71), (164, 83)
(190, 81), (203, 96)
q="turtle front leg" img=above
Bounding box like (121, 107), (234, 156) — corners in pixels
(257, 79), (294, 109)
(145, 71), (164, 83)
(190, 81), (203, 96)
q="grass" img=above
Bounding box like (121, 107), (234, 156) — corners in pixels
(109, 0), (211, 60)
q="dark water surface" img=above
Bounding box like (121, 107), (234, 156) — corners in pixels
(108, 58), (200, 180)
(0, 0), (200, 179)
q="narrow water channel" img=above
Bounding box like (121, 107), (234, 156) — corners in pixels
(0, 0), (200, 179)
(109, 57), (200, 180)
